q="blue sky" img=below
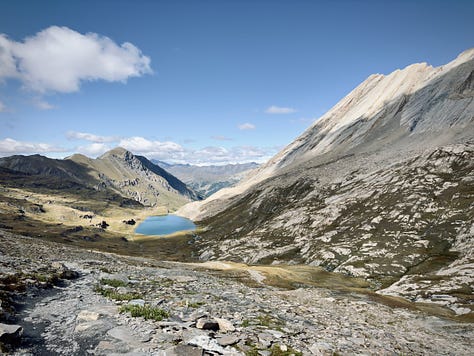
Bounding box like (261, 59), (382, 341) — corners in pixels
(0, 0), (473, 165)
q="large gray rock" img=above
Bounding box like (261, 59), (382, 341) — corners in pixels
(0, 323), (23, 344)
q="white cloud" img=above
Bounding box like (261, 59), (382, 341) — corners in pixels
(238, 123), (256, 130)
(182, 145), (275, 165)
(0, 133), (277, 165)
(33, 98), (55, 110)
(119, 136), (186, 160)
(115, 136), (274, 165)
(67, 130), (118, 143)
(265, 105), (296, 114)
(76, 143), (111, 156)
(0, 26), (152, 93)
(0, 138), (66, 156)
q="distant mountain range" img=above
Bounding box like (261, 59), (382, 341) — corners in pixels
(177, 49), (474, 315)
(0, 147), (200, 210)
(152, 160), (259, 198)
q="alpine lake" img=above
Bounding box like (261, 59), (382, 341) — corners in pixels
(135, 214), (196, 236)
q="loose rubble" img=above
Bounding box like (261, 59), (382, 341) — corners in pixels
(1, 230), (473, 355)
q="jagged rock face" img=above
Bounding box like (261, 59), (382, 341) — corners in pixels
(90, 148), (200, 207)
(185, 50), (474, 312)
(179, 49), (474, 221)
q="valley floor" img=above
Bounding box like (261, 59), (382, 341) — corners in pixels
(1, 230), (473, 355)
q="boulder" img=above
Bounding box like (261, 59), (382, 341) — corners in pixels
(196, 318), (219, 331)
(0, 323), (23, 344)
(214, 317), (235, 333)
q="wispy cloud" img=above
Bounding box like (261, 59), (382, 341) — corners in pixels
(238, 123), (256, 130)
(211, 135), (233, 141)
(67, 130), (119, 143)
(265, 105), (296, 114)
(0, 138), (66, 156)
(0, 26), (152, 94)
(33, 98), (55, 110)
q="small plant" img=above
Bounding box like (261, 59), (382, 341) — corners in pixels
(242, 319), (251, 327)
(100, 278), (127, 287)
(119, 304), (169, 321)
(94, 285), (141, 301)
(257, 314), (272, 327)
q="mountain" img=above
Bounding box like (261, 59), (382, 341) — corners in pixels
(152, 161), (259, 198)
(0, 147), (200, 209)
(178, 49), (474, 315)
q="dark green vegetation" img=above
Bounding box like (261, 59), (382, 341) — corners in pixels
(119, 304), (169, 321)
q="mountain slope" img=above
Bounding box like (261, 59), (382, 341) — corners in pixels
(154, 161), (259, 198)
(67, 147), (200, 208)
(178, 49), (474, 315)
(178, 48), (474, 221)
(0, 147), (200, 210)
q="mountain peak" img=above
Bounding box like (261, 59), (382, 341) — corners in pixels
(100, 147), (132, 159)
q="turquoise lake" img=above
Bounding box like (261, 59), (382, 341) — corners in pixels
(134, 215), (196, 236)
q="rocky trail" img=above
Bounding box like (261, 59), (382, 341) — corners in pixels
(1, 230), (473, 355)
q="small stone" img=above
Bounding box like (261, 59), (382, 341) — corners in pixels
(161, 344), (203, 356)
(187, 335), (226, 353)
(217, 334), (240, 346)
(279, 344), (288, 352)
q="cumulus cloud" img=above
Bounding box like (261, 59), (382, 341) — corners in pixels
(183, 145), (275, 165)
(0, 133), (277, 165)
(76, 143), (111, 156)
(265, 105), (296, 114)
(0, 138), (66, 156)
(0, 26), (152, 93)
(67, 130), (118, 143)
(238, 123), (256, 130)
(119, 136), (186, 160)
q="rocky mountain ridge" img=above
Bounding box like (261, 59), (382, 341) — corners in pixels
(0, 147), (200, 209)
(177, 49), (474, 317)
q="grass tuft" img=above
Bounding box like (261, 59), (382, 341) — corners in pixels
(94, 285), (141, 301)
(119, 304), (169, 321)
(100, 278), (128, 287)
